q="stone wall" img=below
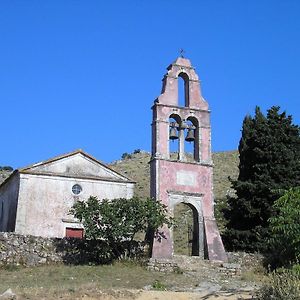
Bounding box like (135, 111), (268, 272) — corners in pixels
(0, 232), (63, 266)
(0, 232), (264, 271)
(0, 232), (145, 267)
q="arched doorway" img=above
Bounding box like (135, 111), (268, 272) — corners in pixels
(173, 202), (199, 256)
(169, 192), (206, 258)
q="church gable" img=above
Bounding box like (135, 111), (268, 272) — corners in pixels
(19, 150), (131, 182)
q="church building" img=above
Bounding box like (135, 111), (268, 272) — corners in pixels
(0, 150), (135, 238)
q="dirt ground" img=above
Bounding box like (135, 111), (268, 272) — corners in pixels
(80, 290), (254, 300)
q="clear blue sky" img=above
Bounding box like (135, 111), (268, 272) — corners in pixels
(1, 1), (300, 168)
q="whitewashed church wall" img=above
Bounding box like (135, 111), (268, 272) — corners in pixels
(28, 153), (125, 180)
(15, 173), (134, 238)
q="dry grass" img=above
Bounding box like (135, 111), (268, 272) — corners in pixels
(256, 270), (300, 299)
(110, 151), (151, 200)
(0, 261), (201, 299)
(173, 203), (194, 255)
(0, 258), (265, 299)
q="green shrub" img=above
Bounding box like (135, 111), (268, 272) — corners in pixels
(70, 196), (173, 259)
(268, 187), (300, 267)
(257, 269), (300, 300)
(292, 264), (300, 276)
(152, 279), (167, 290)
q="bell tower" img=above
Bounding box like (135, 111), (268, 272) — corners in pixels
(150, 57), (227, 261)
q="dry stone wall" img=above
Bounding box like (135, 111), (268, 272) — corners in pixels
(0, 232), (65, 266)
(0, 232), (145, 267)
(0, 232), (263, 271)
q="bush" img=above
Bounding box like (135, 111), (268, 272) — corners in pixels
(70, 196), (173, 259)
(152, 280), (167, 291)
(133, 149), (141, 154)
(257, 269), (300, 300)
(268, 187), (300, 267)
(121, 152), (132, 159)
(55, 238), (145, 265)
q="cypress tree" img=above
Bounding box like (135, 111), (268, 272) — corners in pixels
(223, 106), (300, 251)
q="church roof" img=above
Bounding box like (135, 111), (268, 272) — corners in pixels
(1, 150), (135, 187)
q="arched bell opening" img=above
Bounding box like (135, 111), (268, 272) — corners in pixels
(173, 202), (200, 256)
(182, 117), (199, 162)
(169, 114), (181, 160)
(178, 72), (190, 107)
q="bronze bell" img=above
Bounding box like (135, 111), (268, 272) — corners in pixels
(169, 127), (178, 140)
(185, 128), (195, 142)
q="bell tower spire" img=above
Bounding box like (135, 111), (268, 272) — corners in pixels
(150, 57), (227, 262)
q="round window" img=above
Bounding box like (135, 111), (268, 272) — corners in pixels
(72, 184), (82, 195)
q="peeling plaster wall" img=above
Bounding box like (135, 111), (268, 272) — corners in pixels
(150, 58), (227, 262)
(151, 159), (214, 258)
(0, 173), (20, 232)
(158, 160), (214, 216)
(14, 173), (134, 238)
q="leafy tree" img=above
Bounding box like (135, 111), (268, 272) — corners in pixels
(268, 187), (300, 267)
(223, 106), (300, 251)
(70, 196), (173, 257)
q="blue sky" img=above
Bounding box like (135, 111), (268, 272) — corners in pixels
(1, 1), (300, 168)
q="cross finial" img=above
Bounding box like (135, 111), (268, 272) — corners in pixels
(179, 48), (185, 58)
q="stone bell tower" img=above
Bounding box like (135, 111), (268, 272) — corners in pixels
(150, 57), (227, 262)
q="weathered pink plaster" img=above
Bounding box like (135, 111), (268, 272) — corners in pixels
(150, 57), (227, 262)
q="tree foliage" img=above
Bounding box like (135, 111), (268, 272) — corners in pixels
(223, 106), (300, 251)
(269, 187), (300, 267)
(70, 196), (173, 257)
(0, 166), (13, 171)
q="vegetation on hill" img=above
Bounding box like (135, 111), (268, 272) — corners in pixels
(269, 187), (300, 268)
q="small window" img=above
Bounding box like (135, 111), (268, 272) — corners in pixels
(72, 184), (82, 195)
